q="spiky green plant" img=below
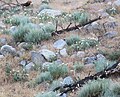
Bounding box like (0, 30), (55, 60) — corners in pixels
(35, 71), (53, 84)
(70, 38), (98, 51)
(94, 58), (116, 72)
(78, 79), (111, 97)
(24, 29), (43, 43)
(101, 83), (120, 97)
(66, 35), (81, 46)
(35, 91), (57, 97)
(49, 80), (61, 90)
(73, 62), (84, 72)
(71, 11), (89, 25)
(12, 25), (29, 42)
(48, 63), (68, 79)
(10, 15), (30, 26)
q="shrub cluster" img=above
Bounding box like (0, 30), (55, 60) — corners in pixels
(67, 38), (98, 52)
(12, 22), (55, 43)
(78, 79), (120, 97)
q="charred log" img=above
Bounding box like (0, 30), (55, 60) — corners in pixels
(53, 60), (120, 96)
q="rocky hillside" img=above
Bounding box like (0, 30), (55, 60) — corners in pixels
(0, 0), (120, 97)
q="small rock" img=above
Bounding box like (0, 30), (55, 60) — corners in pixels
(0, 21), (6, 29)
(96, 54), (106, 61)
(60, 48), (68, 57)
(77, 51), (85, 59)
(91, 22), (99, 29)
(40, 49), (57, 62)
(104, 31), (118, 38)
(54, 59), (63, 64)
(0, 38), (7, 45)
(98, 9), (109, 18)
(9, 26), (18, 34)
(38, 9), (62, 17)
(59, 93), (67, 97)
(1, 45), (17, 56)
(53, 39), (67, 50)
(31, 51), (46, 67)
(18, 42), (33, 50)
(113, 0), (120, 11)
(63, 76), (74, 85)
(84, 56), (96, 64)
(19, 60), (27, 67)
(25, 62), (35, 71)
(0, 55), (4, 59)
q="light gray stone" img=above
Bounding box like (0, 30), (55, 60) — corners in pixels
(54, 59), (63, 64)
(0, 21), (5, 29)
(63, 76), (73, 85)
(0, 38), (7, 45)
(25, 62), (35, 71)
(19, 60), (27, 67)
(84, 56), (96, 64)
(77, 51), (85, 59)
(113, 0), (120, 11)
(9, 26), (18, 34)
(1, 45), (17, 56)
(0, 55), (4, 59)
(31, 51), (46, 66)
(40, 49), (56, 62)
(53, 39), (67, 49)
(60, 48), (68, 57)
(38, 9), (62, 17)
(96, 54), (106, 61)
(104, 31), (118, 38)
(59, 93), (67, 97)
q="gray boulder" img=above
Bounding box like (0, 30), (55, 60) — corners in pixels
(0, 21), (5, 29)
(40, 49), (57, 62)
(96, 54), (106, 61)
(19, 60), (27, 67)
(31, 51), (46, 66)
(38, 9), (62, 17)
(113, 0), (120, 11)
(104, 31), (118, 38)
(0, 38), (7, 46)
(60, 48), (68, 57)
(25, 62), (35, 71)
(1, 45), (17, 56)
(77, 51), (85, 59)
(9, 26), (18, 34)
(85, 56), (96, 64)
(53, 39), (67, 50)
(63, 76), (74, 85)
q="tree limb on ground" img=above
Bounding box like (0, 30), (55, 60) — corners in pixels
(53, 59), (120, 96)
(52, 16), (102, 36)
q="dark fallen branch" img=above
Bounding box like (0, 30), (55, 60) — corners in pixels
(52, 16), (102, 35)
(53, 60), (120, 96)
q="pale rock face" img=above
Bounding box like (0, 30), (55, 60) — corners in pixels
(63, 76), (74, 85)
(38, 9), (62, 17)
(31, 51), (46, 67)
(113, 0), (120, 11)
(104, 31), (118, 38)
(53, 39), (67, 50)
(1, 45), (17, 56)
(40, 49), (57, 62)
(60, 48), (68, 57)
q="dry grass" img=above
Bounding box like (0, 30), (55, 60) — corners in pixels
(0, 0), (120, 97)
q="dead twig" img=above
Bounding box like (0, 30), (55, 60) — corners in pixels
(52, 16), (102, 35)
